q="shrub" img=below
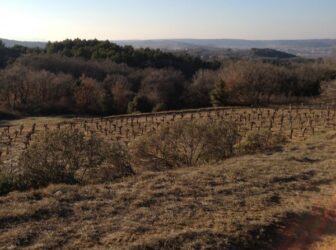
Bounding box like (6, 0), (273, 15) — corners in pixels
(0, 174), (16, 196)
(237, 130), (288, 154)
(0, 173), (26, 196)
(127, 95), (153, 114)
(152, 103), (167, 112)
(210, 79), (228, 107)
(130, 120), (240, 170)
(18, 129), (134, 188)
(82, 142), (135, 183)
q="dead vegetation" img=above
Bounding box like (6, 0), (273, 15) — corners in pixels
(1, 118), (286, 195)
(1, 105), (336, 173)
(130, 120), (240, 170)
(0, 129), (134, 195)
(0, 130), (335, 249)
(20, 129), (133, 184)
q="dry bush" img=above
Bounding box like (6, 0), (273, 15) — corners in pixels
(130, 120), (240, 170)
(0, 170), (28, 196)
(237, 130), (288, 154)
(74, 76), (106, 114)
(82, 142), (135, 183)
(18, 129), (133, 188)
(0, 174), (20, 196)
(187, 69), (218, 108)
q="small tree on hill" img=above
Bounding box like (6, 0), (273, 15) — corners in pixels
(74, 76), (106, 114)
(127, 95), (153, 113)
(210, 79), (228, 107)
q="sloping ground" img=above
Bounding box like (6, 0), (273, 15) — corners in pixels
(0, 132), (336, 249)
(274, 192), (336, 250)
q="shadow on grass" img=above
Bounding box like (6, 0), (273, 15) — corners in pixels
(272, 208), (336, 250)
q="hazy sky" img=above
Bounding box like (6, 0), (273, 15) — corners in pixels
(1, 0), (336, 41)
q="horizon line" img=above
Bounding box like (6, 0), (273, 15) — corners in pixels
(2, 37), (336, 43)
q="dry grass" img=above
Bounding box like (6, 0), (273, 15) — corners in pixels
(0, 130), (336, 249)
(311, 237), (336, 250)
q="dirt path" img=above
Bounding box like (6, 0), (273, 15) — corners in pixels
(309, 197), (336, 250)
(276, 192), (336, 250)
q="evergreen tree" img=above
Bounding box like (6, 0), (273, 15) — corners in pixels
(210, 79), (228, 107)
(128, 95), (153, 113)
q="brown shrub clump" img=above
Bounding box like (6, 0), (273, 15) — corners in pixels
(130, 120), (240, 170)
(237, 129), (288, 154)
(18, 129), (134, 188)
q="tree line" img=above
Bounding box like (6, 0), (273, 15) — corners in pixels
(0, 41), (33, 69)
(0, 39), (335, 117)
(46, 39), (220, 78)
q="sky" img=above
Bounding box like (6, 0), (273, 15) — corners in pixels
(1, 0), (336, 41)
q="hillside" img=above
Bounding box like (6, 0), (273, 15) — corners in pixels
(0, 38), (46, 49)
(1, 131), (336, 249)
(116, 39), (336, 58)
(249, 48), (297, 59)
(173, 47), (299, 61)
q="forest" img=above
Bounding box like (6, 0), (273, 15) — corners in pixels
(1, 39), (336, 117)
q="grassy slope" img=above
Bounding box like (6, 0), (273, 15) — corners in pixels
(0, 131), (336, 250)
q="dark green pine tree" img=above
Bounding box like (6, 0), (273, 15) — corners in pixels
(210, 79), (228, 107)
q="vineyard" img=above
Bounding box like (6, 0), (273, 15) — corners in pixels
(1, 105), (336, 171)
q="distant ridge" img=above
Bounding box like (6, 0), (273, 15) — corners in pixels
(0, 38), (46, 48)
(115, 39), (336, 58)
(115, 38), (336, 49)
(1, 38), (335, 58)
(249, 48), (297, 59)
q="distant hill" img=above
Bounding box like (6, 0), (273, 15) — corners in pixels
(116, 39), (336, 58)
(249, 48), (297, 59)
(171, 47), (299, 61)
(1, 38), (336, 58)
(0, 38), (46, 49)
